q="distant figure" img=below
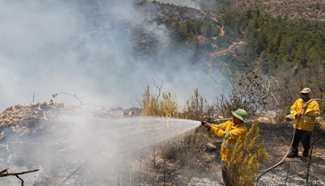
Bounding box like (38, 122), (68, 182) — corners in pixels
(286, 88), (320, 158)
(49, 99), (55, 105)
(202, 109), (248, 186)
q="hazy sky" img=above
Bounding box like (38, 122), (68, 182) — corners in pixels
(0, 0), (227, 110)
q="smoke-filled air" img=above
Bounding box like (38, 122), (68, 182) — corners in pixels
(1, 0), (325, 186)
(0, 0), (225, 109)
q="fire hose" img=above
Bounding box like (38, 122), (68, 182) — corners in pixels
(255, 98), (323, 185)
(255, 122), (296, 185)
(255, 124), (321, 186)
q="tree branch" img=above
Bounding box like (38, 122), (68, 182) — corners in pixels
(0, 169), (39, 177)
(0, 169), (39, 186)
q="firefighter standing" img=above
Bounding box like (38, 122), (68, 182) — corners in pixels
(202, 108), (248, 186)
(286, 88), (320, 158)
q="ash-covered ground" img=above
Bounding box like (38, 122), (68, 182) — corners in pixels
(0, 103), (324, 186)
(0, 103), (199, 186)
(257, 124), (325, 186)
(130, 123), (325, 186)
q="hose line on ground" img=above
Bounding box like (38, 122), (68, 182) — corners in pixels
(256, 98), (324, 185)
(255, 123), (296, 185)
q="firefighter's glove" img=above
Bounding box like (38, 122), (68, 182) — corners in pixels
(295, 112), (303, 119)
(286, 114), (294, 122)
(201, 121), (211, 128)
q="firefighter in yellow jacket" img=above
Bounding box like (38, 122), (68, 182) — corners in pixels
(286, 88), (320, 158)
(202, 108), (248, 185)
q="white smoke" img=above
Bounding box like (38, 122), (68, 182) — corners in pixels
(147, 0), (201, 9)
(0, 0), (227, 110)
(0, 113), (200, 185)
(0, 1), (227, 185)
(147, 0), (218, 10)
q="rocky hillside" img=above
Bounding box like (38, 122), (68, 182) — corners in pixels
(148, 0), (325, 21)
(234, 0), (325, 21)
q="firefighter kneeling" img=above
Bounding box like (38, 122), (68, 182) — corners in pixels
(202, 108), (248, 186)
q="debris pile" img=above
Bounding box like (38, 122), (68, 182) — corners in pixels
(0, 102), (64, 139)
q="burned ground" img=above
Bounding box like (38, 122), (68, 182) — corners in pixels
(0, 102), (324, 186)
(135, 123), (325, 186)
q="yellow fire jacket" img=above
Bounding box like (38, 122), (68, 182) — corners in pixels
(210, 120), (247, 163)
(290, 98), (320, 132)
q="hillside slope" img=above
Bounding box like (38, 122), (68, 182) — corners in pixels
(234, 0), (325, 21)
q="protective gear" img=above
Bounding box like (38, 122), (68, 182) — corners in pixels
(231, 109), (248, 122)
(290, 129), (312, 158)
(222, 165), (232, 186)
(290, 98), (320, 132)
(201, 121), (211, 129)
(201, 121), (208, 126)
(210, 120), (247, 163)
(300, 87), (311, 94)
(286, 114), (294, 121)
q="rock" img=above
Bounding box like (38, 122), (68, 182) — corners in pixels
(0, 102), (63, 136)
(187, 177), (220, 186)
(257, 111), (279, 124)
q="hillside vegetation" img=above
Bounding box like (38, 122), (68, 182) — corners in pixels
(233, 0), (325, 21)
(219, 6), (325, 113)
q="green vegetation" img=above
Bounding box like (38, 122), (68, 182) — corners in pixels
(219, 7), (325, 115)
(139, 3), (325, 186)
(222, 8), (325, 69)
(175, 20), (219, 42)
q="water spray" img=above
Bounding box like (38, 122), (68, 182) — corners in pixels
(49, 116), (201, 186)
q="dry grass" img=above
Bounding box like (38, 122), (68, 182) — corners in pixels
(142, 86), (178, 117)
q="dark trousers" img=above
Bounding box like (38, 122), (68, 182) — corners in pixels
(291, 129), (312, 157)
(222, 165), (232, 186)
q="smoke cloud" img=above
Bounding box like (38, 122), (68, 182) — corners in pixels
(0, 0), (227, 110)
(0, 112), (200, 185)
(0, 1), (226, 185)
